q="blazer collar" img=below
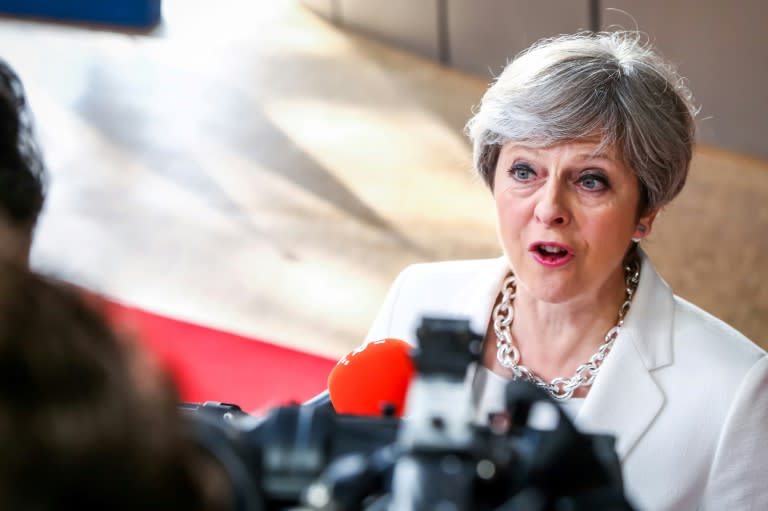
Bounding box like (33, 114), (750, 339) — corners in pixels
(620, 249), (675, 370)
(576, 250), (675, 458)
(449, 256), (511, 336)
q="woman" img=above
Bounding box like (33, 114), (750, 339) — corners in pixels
(364, 32), (767, 510)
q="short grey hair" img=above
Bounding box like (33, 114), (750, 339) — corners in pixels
(465, 31), (697, 215)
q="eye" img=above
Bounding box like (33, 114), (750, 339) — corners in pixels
(509, 163), (536, 181)
(578, 172), (608, 191)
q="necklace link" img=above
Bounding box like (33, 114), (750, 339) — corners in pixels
(494, 256), (641, 401)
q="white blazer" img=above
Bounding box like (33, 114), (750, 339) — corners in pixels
(364, 252), (768, 511)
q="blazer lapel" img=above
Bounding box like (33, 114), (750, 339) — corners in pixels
(575, 330), (664, 458)
(575, 250), (674, 459)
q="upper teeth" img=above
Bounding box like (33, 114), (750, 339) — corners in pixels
(540, 245), (563, 253)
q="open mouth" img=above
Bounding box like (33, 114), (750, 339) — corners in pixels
(531, 243), (573, 263)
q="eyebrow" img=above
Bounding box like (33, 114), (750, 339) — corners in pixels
(504, 145), (618, 163)
(576, 152), (616, 162)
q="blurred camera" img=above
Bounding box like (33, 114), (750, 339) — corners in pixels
(181, 317), (635, 511)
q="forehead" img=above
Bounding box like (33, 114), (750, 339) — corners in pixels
(499, 139), (622, 163)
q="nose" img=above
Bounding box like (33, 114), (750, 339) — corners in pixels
(534, 180), (570, 227)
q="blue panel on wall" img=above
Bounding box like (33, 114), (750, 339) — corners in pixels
(0, 0), (162, 29)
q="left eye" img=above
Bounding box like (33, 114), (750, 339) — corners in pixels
(579, 174), (607, 190)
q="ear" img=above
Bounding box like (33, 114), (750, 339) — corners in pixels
(633, 209), (659, 240)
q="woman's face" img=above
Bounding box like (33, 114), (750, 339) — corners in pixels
(493, 140), (656, 305)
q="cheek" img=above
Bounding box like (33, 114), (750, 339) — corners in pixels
(580, 208), (636, 246)
(494, 193), (528, 240)
(493, 189), (514, 220)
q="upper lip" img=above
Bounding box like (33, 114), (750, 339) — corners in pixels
(528, 241), (575, 254)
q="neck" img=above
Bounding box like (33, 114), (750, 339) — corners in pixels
(508, 266), (627, 381)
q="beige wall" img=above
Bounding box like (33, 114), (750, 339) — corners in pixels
(446, 0), (591, 76)
(341, 0), (442, 61)
(602, 1), (768, 162)
(302, 0), (768, 160)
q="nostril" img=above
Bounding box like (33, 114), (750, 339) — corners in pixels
(534, 202), (569, 226)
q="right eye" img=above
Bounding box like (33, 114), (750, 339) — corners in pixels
(509, 163), (536, 181)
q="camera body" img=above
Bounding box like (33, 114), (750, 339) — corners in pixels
(182, 318), (635, 511)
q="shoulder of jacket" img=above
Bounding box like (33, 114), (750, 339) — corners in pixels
(399, 257), (504, 280)
(672, 295), (766, 367)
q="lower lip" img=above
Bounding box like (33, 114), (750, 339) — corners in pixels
(531, 251), (575, 268)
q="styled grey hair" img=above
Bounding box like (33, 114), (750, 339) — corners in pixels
(465, 31), (697, 215)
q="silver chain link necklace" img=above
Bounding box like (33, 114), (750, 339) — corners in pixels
(493, 256), (641, 401)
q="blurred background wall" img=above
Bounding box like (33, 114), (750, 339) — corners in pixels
(302, 0), (768, 161)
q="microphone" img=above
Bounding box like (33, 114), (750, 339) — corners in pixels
(327, 338), (415, 417)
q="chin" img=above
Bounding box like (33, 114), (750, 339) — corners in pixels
(508, 253), (574, 297)
(514, 271), (578, 305)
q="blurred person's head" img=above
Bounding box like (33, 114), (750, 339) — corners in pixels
(0, 262), (229, 510)
(0, 58), (46, 266)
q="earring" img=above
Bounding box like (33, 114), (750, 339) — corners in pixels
(632, 224), (646, 243)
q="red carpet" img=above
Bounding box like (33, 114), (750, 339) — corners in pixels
(103, 300), (337, 414)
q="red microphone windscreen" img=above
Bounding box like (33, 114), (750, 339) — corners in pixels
(328, 338), (414, 417)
